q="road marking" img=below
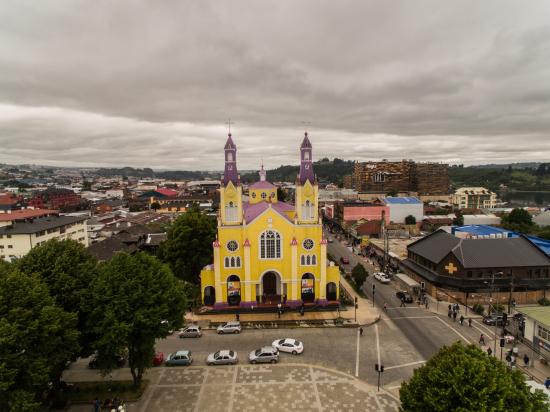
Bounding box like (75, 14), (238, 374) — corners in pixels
(473, 320), (497, 338)
(375, 323), (381, 368)
(388, 316), (438, 320)
(355, 328), (360, 377)
(387, 385), (402, 390)
(385, 307), (424, 310)
(435, 316), (471, 344)
(384, 360), (426, 370)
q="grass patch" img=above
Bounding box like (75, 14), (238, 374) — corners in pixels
(65, 380), (148, 404)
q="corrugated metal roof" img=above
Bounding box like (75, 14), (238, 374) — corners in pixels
(408, 230), (461, 263)
(0, 215), (87, 235)
(517, 306), (550, 327)
(526, 235), (550, 257)
(384, 197), (422, 205)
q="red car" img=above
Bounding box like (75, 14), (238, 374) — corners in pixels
(340, 256), (350, 264)
(153, 352), (164, 366)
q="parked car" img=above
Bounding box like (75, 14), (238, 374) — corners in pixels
(179, 325), (202, 338)
(207, 350), (238, 365)
(88, 351), (127, 369)
(396, 291), (413, 303)
(272, 338), (304, 355)
(249, 346), (279, 364)
(153, 352), (164, 366)
(340, 256), (350, 264)
(217, 321), (242, 334)
(483, 314), (508, 326)
(374, 272), (390, 284)
(165, 350), (193, 366)
(327, 237), (334, 243)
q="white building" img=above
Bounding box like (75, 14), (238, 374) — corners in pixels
(462, 214), (501, 226)
(384, 197), (423, 224)
(0, 214), (88, 262)
(534, 210), (550, 227)
(452, 187), (497, 209)
(516, 307), (550, 363)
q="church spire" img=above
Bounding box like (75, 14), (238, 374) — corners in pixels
(298, 131), (315, 185)
(259, 160), (266, 182)
(223, 133), (239, 186)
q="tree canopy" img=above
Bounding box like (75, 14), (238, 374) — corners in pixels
(159, 206), (216, 283)
(17, 239), (97, 356)
(0, 269), (79, 411)
(352, 263), (368, 288)
(501, 208), (536, 234)
(89, 252), (186, 387)
(400, 342), (548, 412)
(405, 215), (417, 225)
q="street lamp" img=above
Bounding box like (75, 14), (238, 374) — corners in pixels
(354, 297), (358, 323)
(375, 363), (384, 391)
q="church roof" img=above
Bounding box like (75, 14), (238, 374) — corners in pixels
(300, 132), (312, 148)
(243, 201), (294, 224)
(249, 181), (276, 189)
(224, 133), (236, 149)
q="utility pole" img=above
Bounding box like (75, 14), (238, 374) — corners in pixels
(375, 363), (384, 391)
(372, 284), (376, 307)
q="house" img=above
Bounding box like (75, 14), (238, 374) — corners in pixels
(402, 230), (550, 305)
(383, 197), (423, 224)
(28, 188), (81, 210)
(452, 187), (497, 209)
(516, 307), (550, 364)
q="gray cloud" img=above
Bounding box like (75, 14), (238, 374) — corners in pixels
(0, 0), (549, 170)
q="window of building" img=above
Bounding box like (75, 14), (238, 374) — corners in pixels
(225, 201), (238, 222)
(538, 325), (550, 342)
(300, 254), (317, 266)
(373, 172), (385, 183)
(6, 235), (11, 239)
(302, 200), (314, 220)
(303, 238), (314, 250)
(261, 192), (267, 200)
(227, 240), (239, 252)
(260, 230), (281, 259)
(0, 245), (3, 249)
(251, 192), (256, 198)
(7, 245), (12, 249)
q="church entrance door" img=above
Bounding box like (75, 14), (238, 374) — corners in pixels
(263, 272), (277, 295)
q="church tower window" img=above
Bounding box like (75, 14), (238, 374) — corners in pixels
(225, 201), (238, 222)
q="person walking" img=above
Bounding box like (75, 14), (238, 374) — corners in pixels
(453, 311), (457, 322)
(383, 302), (387, 312)
(468, 318), (472, 327)
(400, 298), (406, 307)
(236, 312), (240, 321)
(487, 347), (492, 356)
(92, 397), (100, 412)
(277, 308), (281, 319)
(524, 354), (530, 367)
(359, 327), (364, 337)
(448, 309), (452, 318)
(459, 315), (464, 325)
(545, 377), (550, 389)
(479, 334), (485, 345)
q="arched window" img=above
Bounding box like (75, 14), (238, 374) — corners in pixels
(312, 255), (317, 265)
(227, 152), (233, 162)
(224, 257), (230, 267)
(301, 255), (305, 265)
(306, 255), (311, 265)
(302, 200), (314, 220)
(225, 201), (238, 222)
(260, 230), (281, 259)
(230, 257), (235, 267)
(236, 257), (241, 267)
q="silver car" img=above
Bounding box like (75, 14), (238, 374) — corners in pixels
(207, 350), (238, 365)
(217, 321), (241, 334)
(249, 346), (279, 364)
(179, 325), (202, 338)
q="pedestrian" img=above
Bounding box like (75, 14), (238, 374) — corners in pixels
(448, 309), (452, 318)
(300, 306), (304, 316)
(383, 302), (387, 312)
(468, 318), (472, 327)
(487, 347), (492, 356)
(359, 327), (364, 336)
(524, 354), (530, 367)
(545, 377), (550, 389)
(277, 302), (282, 312)
(453, 311), (457, 322)
(92, 397), (100, 412)
(283, 294), (287, 305)
(480, 334), (487, 345)
(400, 298), (406, 307)
(277, 309), (281, 319)
(448, 304), (452, 311)
(236, 312), (240, 321)
(459, 315), (464, 325)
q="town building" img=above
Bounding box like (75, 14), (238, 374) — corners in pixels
(402, 229), (550, 306)
(534, 210), (550, 227)
(462, 213), (501, 226)
(0, 213), (88, 262)
(345, 160), (449, 197)
(452, 187), (497, 209)
(200, 132), (340, 309)
(383, 197), (423, 224)
(515, 307), (550, 363)
(449, 225), (515, 239)
(28, 188), (81, 210)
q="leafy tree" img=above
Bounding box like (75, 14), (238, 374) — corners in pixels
(150, 201), (161, 211)
(352, 263), (368, 288)
(276, 187), (287, 202)
(400, 342), (548, 412)
(536, 227), (550, 241)
(89, 252), (186, 387)
(159, 206), (216, 283)
(506, 208), (533, 226)
(453, 211), (464, 226)
(0, 270), (79, 411)
(405, 215), (417, 225)
(17, 239), (97, 357)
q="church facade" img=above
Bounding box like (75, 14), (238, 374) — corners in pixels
(200, 132), (340, 309)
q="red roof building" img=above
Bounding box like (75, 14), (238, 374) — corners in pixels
(28, 188), (81, 210)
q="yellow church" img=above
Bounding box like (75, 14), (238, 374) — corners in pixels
(200, 132), (340, 309)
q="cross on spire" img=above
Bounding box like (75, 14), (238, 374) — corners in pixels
(301, 121), (311, 135)
(225, 119), (234, 135)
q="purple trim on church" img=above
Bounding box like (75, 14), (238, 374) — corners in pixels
(223, 133), (239, 185)
(213, 302), (229, 310)
(316, 299), (329, 307)
(286, 299), (302, 309)
(299, 132), (315, 185)
(239, 301), (256, 308)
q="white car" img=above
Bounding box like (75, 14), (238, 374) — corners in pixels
(272, 338), (304, 355)
(207, 350), (238, 365)
(374, 272), (390, 284)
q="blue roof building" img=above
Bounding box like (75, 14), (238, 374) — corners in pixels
(451, 224), (517, 238)
(526, 235), (550, 257)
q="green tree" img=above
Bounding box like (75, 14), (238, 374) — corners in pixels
(0, 270), (79, 411)
(89, 252), (186, 387)
(400, 342), (548, 412)
(501, 208), (536, 234)
(150, 201), (161, 211)
(351, 263), (368, 288)
(405, 215), (417, 225)
(159, 206), (216, 282)
(17, 239), (97, 357)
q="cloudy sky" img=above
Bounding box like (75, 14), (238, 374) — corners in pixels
(1, 1), (550, 170)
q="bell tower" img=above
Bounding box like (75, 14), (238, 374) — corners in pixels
(295, 132), (318, 223)
(220, 133), (243, 225)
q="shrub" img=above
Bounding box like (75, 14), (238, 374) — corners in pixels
(538, 297), (550, 306)
(472, 303), (484, 315)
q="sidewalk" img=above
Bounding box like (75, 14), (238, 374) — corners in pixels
(339, 275), (381, 325)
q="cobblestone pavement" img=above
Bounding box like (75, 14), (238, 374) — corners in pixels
(127, 363), (399, 412)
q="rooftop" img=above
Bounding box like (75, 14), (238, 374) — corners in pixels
(0, 215), (87, 235)
(517, 306), (550, 327)
(384, 197), (422, 205)
(0, 209), (59, 222)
